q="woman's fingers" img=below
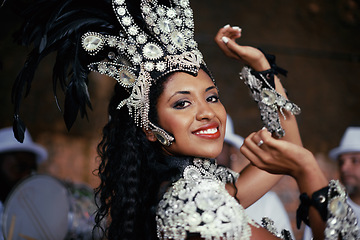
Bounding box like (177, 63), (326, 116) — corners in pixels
(214, 24), (242, 59)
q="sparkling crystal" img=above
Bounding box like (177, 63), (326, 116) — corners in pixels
(133, 54), (142, 64)
(167, 45), (176, 54)
(117, 7), (126, 16)
(179, 0), (190, 8)
(142, 5), (151, 14)
(136, 34), (147, 44)
(127, 45), (136, 55)
(82, 35), (103, 51)
(128, 26), (138, 36)
(184, 8), (193, 18)
(160, 34), (169, 44)
(329, 198), (347, 218)
(117, 41), (126, 49)
(159, 19), (174, 33)
(174, 18), (182, 26)
(156, 61), (167, 72)
(144, 62), (155, 71)
(98, 63), (107, 74)
(145, 16), (155, 26)
(261, 89), (276, 105)
(276, 97), (286, 106)
(157, 6), (166, 16)
(107, 37), (117, 47)
(119, 69), (136, 87)
(122, 16), (132, 26)
(171, 31), (186, 49)
(108, 66), (117, 76)
(153, 27), (160, 35)
(143, 43), (163, 59)
(167, 9), (177, 18)
(108, 52), (116, 59)
(284, 102), (293, 111)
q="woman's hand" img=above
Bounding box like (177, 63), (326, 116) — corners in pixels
(214, 24), (270, 71)
(240, 128), (316, 180)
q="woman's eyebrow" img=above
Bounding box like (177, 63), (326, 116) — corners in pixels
(205, 86), (217, 92)
(168, 90), (190, 102)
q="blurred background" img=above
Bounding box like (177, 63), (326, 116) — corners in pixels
(0, 0), (359, 239)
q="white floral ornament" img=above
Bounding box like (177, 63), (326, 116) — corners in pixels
(156, 158), (257, 240)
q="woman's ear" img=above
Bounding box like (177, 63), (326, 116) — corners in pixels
(143, 128), (157, 142)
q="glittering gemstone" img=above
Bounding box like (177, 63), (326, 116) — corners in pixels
(136, 34), (147, 44)
(142, 5), (151, 14)
(128, 26), (138, 35)
(329, 198), (347, 218)
(160, 34), (169, 44)
(122, 16), (132, 26)
(153, 27), (160, 35)
(184, 8), (193, 18)
(261, 89), (276, 105)
(117, 41), (126, 49)
(167, 9), (176, 18)
(108, 52), (116, 59)
(185, 18), (194, 28)
(116, 7), (126, 16)
(159, 19), (174, 33)
(133, 54), (142, 63)
(179, 0), (190, 8)
(143, 43), (163, 59)
(174, 18), (182, 26)
(157, 6), (166, 16)
(276, 97), (286, 106)
(188, 40), (197, 48)
(108, 66), (117, 76)
(167, 45), (176, 54)
(284, 102), (293, 111)
(127, 45), (137, 55)
(82, 34), (103, 52)
(144, 62), (155, 71)
(118, 69), (136, 87)
(171, 31), (186, 49)
(98, 63), (107, 74)
(107, 37), (117, 47)
(156, 61), (167, 72)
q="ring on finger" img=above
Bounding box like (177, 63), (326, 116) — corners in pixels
(257, 140), (264, 147)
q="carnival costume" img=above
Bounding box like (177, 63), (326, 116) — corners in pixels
(6, 0), (359, 239)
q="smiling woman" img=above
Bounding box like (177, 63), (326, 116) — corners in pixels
(151, 70), (226, 158)
(7, 0), (359, 239)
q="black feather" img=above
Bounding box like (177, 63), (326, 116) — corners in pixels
(9, 0), (121, 140)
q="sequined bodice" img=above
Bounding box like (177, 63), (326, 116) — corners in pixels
(156, 158), (257, 240)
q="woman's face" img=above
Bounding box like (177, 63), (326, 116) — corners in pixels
(156, 70), (227, 158)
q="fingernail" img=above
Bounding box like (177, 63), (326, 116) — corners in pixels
(232, 26), (242, 32)
(221, 36), (229, 44)
(223, 24), (230, 29)
(262, 126), (267, 130)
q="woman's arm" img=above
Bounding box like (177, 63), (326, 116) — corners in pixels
(241, 128), (328, 239)
(214, 25), (302, 207)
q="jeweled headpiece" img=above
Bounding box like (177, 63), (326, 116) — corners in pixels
(10, 0), (207, 144)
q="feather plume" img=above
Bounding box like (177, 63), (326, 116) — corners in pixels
(8, 0), (121, 141)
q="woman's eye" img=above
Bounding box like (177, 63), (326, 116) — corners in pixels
(207, 95), (219, 103)
(173, 100), (190, 109)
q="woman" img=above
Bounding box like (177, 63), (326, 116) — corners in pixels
(8, 0), (358, 239)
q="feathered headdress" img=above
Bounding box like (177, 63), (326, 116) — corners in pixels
(9, 0), (207, 145)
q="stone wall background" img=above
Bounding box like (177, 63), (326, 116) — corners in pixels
(1, 0), (359, 239)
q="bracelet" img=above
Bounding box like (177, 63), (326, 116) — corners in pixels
(296, 180), (359, 239)
(239, 66), (301, 138)
(262, 217), (293, 240)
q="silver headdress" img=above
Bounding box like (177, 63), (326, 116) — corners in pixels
(11, 0), (207, 144)
(81, 0), (205, 145)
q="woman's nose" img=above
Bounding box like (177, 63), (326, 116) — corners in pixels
(196, 101), (215, 121)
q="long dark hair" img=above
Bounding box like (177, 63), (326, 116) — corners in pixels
(94, 74), (169, 239)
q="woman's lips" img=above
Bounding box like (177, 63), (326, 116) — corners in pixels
(192, 123), (221, 139)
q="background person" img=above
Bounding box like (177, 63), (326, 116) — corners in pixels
(0, 127), (47, 240)
(303, 126), (360, 239)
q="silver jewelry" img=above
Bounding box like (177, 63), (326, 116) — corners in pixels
(325, 180), (359, 239)
(150, 123), (174, 146)
(81, 0), (208, 135)
(257, 139), (264, 147)
(240, 66), (301, 138)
